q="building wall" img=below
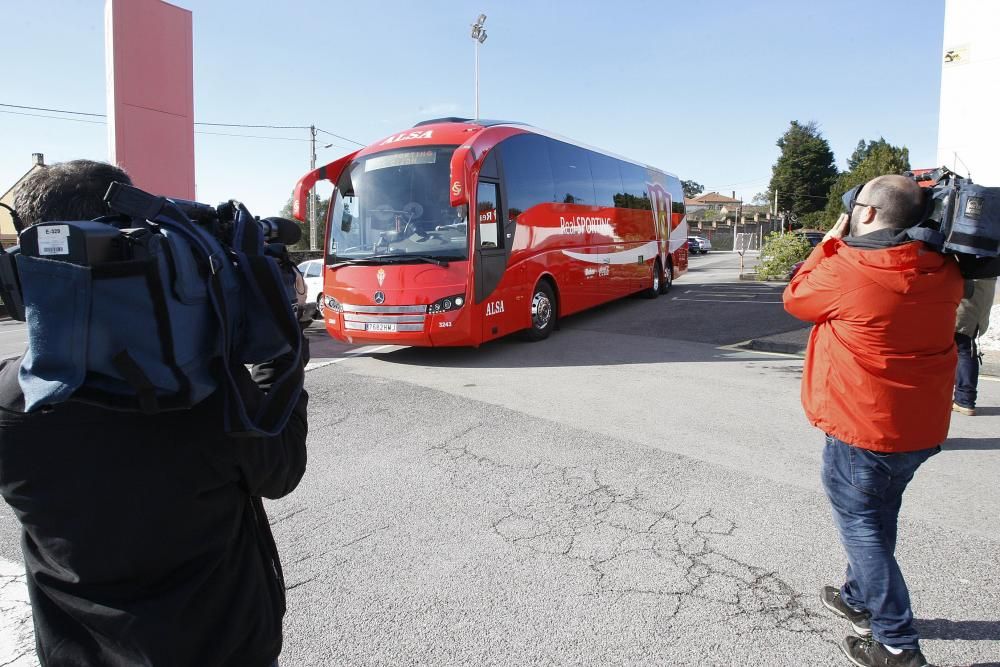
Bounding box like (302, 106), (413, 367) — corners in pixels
(937, 0), (1000, 185)
(0, 161), (44, 244)
(0, 189), (19, 245)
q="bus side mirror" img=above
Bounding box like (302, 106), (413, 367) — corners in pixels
(341, 212), (353, 233)
(449, 146), (475, 207)
(292, 151), (360, 221)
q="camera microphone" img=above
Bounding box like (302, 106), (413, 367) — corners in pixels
(258, 217), (303, 246)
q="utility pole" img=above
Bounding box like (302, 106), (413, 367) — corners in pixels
(773, 189), (780, 234)
(471, 14), (487, 120)
(309, 125), (317, 251)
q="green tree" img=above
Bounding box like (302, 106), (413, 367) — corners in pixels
(681, 180), (704, 199)
(280, 191), (329, 251)
(756, 232), (812, 280)
(816, 138), (911, 230)
(768, 121), (838, 219)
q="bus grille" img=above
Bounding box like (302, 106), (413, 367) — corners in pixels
(341, 303), (427, 332)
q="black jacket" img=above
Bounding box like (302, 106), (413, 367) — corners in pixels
(0, 357), (307, 666)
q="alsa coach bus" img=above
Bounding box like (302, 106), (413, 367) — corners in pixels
(292, 118), (689, 346)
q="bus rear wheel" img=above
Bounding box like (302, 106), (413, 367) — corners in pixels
(641, 260), (662, 299)
(523, 281), (556, 341)
(659, 261), (673, 294)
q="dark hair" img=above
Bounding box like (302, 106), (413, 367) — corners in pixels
(12, 160), (131, 228)
(866, 176), (926, 229)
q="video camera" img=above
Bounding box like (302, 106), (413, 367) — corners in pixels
(0, 184), (304, 322)
(0, 183), (307, 436)
(842, 168), (1000, 277)
(907, 167), (999, 259)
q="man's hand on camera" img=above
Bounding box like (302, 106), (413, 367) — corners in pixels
(824, 213), (850, 242)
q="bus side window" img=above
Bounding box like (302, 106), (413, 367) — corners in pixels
(499, 133), (555, 223)
(477, 181), (500, 249)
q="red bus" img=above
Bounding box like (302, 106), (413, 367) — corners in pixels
(292, 118), (689, 346)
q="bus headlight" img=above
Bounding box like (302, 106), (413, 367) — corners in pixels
(428, 293), (466, 314)
(325, 296), (343, 312)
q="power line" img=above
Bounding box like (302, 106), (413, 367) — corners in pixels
(194, 130), (311, 142)
(2, 109), (316, 143)
(1, 101), (366, 146)
(0, 102), (104, 117)
(316, 127), (365, 147)
(0, 109), (105, 125)
(196, 121), (311, 130)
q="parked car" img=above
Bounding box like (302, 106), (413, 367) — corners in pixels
(796, 231), (825, 247)
(688, 236), (712, 254)
(297, 259), (324, 320)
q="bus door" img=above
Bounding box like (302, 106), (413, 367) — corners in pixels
(473, 178), (511, 338)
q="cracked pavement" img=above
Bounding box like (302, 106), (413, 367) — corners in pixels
(0, 559), (37, 667)
(268, 349), (999, 666)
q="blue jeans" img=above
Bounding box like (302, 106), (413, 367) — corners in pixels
(954, 332), (979, 408)
(821, 435), (939, 650)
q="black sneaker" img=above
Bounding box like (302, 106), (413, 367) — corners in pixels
(821, 586), (872, 636)
(841, 635), (929, 667)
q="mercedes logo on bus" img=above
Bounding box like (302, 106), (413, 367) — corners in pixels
(374, 291), (386, 305)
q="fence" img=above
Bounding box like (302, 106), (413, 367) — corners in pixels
(688, 219), (782, 251)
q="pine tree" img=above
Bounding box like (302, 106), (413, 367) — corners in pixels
(817, 138), (911, 229)
(768, 121), (838, 219)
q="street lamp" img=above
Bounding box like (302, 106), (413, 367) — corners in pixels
(470, 14), (487, 120)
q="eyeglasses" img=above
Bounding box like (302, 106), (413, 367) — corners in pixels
(841, 184), (881, 213)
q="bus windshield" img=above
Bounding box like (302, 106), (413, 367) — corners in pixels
(327, 146), (468, 263)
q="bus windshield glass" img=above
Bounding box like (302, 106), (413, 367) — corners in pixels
(327, 146), (468, 262)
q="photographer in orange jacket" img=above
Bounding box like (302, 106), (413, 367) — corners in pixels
(783, 175), (963, 667)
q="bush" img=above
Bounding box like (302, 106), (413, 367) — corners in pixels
(756, 232), (813, 280)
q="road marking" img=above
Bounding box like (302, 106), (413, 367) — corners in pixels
(305, 345), (403, 372)
(345, 345), (396, 356)
(716, 341), (803, 358)
(672, 297), (784, 304)
(684, 292), (755, 298)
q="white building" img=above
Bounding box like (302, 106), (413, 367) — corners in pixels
(936, 0), (1000, 186)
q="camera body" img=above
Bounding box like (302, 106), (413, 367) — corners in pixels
(907, 168), (1000, 259)
(1, 183), (306, 436)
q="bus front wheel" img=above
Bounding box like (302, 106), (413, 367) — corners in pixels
(523, 281), (556, 342)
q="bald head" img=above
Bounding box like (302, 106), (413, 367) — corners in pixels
(857, 175), (925, 231)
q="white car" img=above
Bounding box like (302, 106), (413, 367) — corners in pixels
(690, 236), (712, 253)
(297, 259), (325, 319)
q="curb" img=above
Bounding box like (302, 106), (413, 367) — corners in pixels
(742, 338), (1000, 379)
(743, 339), (804, 355)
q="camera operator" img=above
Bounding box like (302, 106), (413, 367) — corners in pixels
(0, 160), (308, 667)
(783, 175), (963, 667)
(952, 277), (997, 416)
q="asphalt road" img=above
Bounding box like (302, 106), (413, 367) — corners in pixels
(1, 251), (998, 666)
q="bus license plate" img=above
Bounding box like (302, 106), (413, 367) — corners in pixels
(366, 322), (397, 332)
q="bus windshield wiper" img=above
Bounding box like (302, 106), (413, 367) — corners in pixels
(386, 254), (450, 267)
(328, 254), (452, 268)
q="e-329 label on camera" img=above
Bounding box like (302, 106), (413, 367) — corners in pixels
(38, 225), (70, 256)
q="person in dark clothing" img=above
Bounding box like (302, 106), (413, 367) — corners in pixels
(952, 277), (996, 415)
(0, 160), (307, 667)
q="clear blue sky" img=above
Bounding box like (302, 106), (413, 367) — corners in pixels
(2, 0), (945, 215)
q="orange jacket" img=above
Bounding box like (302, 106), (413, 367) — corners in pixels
(783, 238), (963, 452)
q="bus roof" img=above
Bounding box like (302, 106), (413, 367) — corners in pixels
(360, 118), (676, 180)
